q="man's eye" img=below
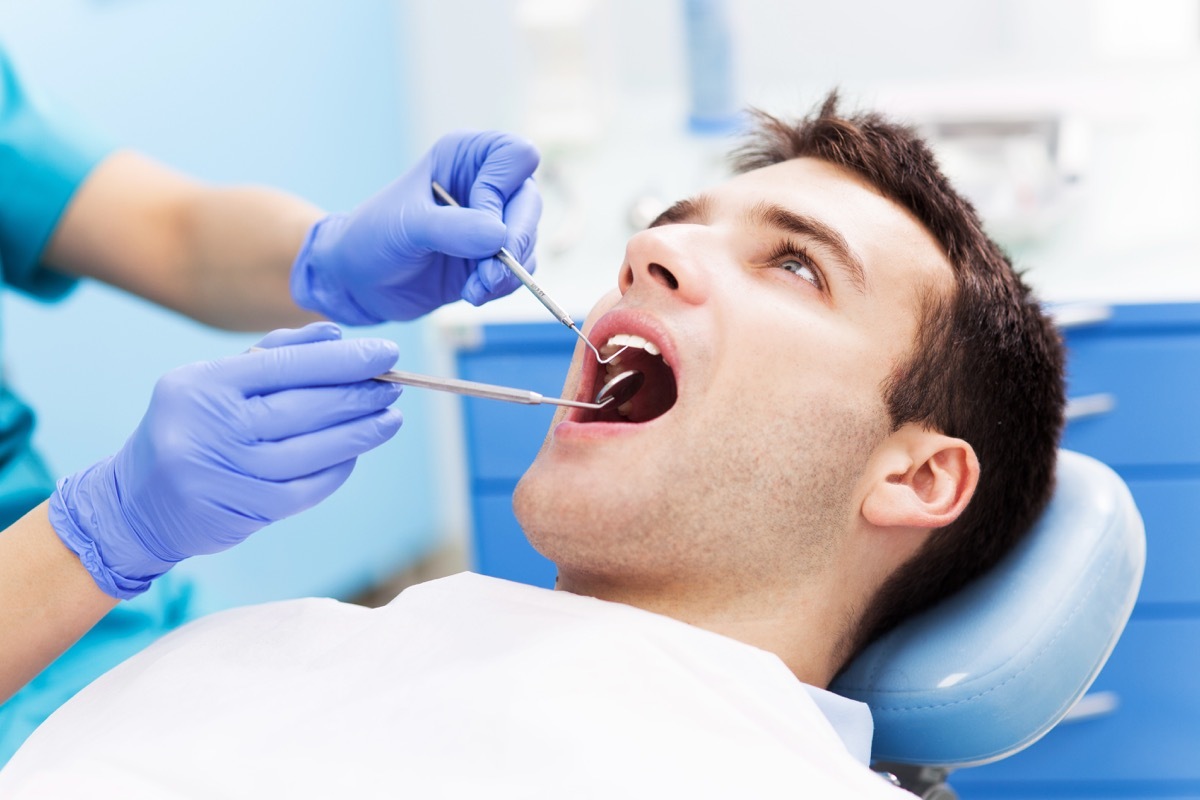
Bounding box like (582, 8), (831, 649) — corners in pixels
(778, 257), (823, 289)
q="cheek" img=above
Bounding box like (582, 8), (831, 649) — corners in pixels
(708, 319), (871, 407)
(697, 316), (891, 474)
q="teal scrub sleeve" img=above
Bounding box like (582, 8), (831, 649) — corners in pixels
(0, 48), (183, 769)
(0, 49), (112, 299)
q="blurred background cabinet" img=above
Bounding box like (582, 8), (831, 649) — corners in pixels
(455, 323), (571, 588)
(953, 302), (1200, 798)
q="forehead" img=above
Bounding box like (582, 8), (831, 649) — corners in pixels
(718, 157), (951, 286)
(707, 156), (955, 361)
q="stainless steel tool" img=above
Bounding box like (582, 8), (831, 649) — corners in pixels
(593, 369), (644, 409)
(374, 368), (618, 410)
(375, 366), (643, 411)
(431, 180), (629, 365)
(246, 346), (613, 410)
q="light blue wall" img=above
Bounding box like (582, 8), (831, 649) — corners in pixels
(0, 0), (444, 614)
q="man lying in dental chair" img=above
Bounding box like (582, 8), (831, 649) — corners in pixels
(0, 94), (1065, 798)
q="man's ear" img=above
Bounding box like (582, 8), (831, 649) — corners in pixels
(861, 425), (979, 531)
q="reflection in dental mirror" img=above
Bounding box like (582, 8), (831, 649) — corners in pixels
(594, 369), (645, 408)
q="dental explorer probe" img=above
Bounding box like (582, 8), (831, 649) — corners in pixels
(430, 181), (628, 365)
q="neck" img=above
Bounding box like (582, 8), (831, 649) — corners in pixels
(555, 570), (852, 688)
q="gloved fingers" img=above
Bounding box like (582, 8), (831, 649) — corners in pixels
(252, 322), (342, 350)
(409, 205), (505, 258)
(461, 258), (504, 306)
(461, 175), (542, 304)
(500, 177), (541, 264)
(222, 338), (400, 396)
(462, 252), (538, 307)
(232, 408), (403, 481)
(252, 458), (358, 521)
(246, 381), (403, 441)
(464, 133), (541, 222)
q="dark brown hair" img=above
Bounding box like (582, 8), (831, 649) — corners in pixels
(732, 93), (1066, 659)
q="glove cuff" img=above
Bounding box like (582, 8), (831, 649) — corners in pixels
(290, 214), (385, 326)
(48, 459), (173, 600)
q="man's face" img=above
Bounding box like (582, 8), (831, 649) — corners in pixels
(514, 157), (955, 594)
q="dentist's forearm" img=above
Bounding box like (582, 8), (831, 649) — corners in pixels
(43, 150), (323, 331)
(0, 502), (117, 705)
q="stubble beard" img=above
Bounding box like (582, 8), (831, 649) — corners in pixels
(513, 397), (886, 598)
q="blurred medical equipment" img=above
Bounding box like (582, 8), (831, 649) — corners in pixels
(920, 113), (1086, 248)
(431, 181), (630, 366)
(682, 0), (739, 135)
(833, 450), (1145, 798)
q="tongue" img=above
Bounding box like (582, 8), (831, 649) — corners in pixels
(621, 376), (674, 422)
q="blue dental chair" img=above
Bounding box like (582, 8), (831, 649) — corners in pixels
(832, 450), (1146, 798)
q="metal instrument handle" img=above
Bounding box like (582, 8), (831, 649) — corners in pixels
(430, 181), (576, 329)
(375, 368), (540, 404)
(247, 348), (603, 410)
(373, 369), (605, 410)
(495, 248), (575, 328)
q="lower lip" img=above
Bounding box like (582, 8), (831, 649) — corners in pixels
(553, 419), (645, 442)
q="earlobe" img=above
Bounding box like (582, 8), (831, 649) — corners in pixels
(861, 428), (979, 532)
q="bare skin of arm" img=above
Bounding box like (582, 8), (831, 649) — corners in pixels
(0, 502), (117, 703)
(41, 150), (324, 330)
(2, 151), (330, 701)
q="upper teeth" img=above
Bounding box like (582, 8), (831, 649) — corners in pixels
(601, 333), (660, 357)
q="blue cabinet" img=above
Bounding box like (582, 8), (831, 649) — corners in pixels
(951, 619), (1200, 792)
(455, 323), (574, 588)
(953, 303), (1200, 798)
(454, 304), (1200, 797)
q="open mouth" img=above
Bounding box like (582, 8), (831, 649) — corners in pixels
(582, 333), (678, 424)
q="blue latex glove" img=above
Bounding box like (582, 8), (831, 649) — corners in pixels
(49, 323), (403, 599)
(290, 130), (542, 325)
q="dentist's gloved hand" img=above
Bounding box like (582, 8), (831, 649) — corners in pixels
(49, 323), (403, 599)
(290, 130), (541, 325)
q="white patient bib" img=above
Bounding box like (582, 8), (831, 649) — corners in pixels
(0, 573), (908, 798)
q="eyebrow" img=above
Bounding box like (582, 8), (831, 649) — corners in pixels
(648, 194), (868, 294)
(648, 196), (713, 228)
(748, 201), (868, 294)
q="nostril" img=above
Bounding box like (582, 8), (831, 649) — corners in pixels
(618, 262), (634, 292)
(648, 263), (679, 290)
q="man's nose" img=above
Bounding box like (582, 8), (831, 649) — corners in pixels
(617, 226), (712, 305)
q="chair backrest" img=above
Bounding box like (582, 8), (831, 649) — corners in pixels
(831, 450), (1145, 767)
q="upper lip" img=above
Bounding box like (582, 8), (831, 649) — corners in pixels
(571, 308), (680, 419)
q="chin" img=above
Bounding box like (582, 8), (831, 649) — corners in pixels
(511, 468), (584, 562)
(513, 461), (683, 583)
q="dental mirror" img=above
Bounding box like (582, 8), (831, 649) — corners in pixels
(594, 369), (645, 408)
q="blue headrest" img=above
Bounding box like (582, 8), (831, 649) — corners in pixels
(831, 450), (1145, 767)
